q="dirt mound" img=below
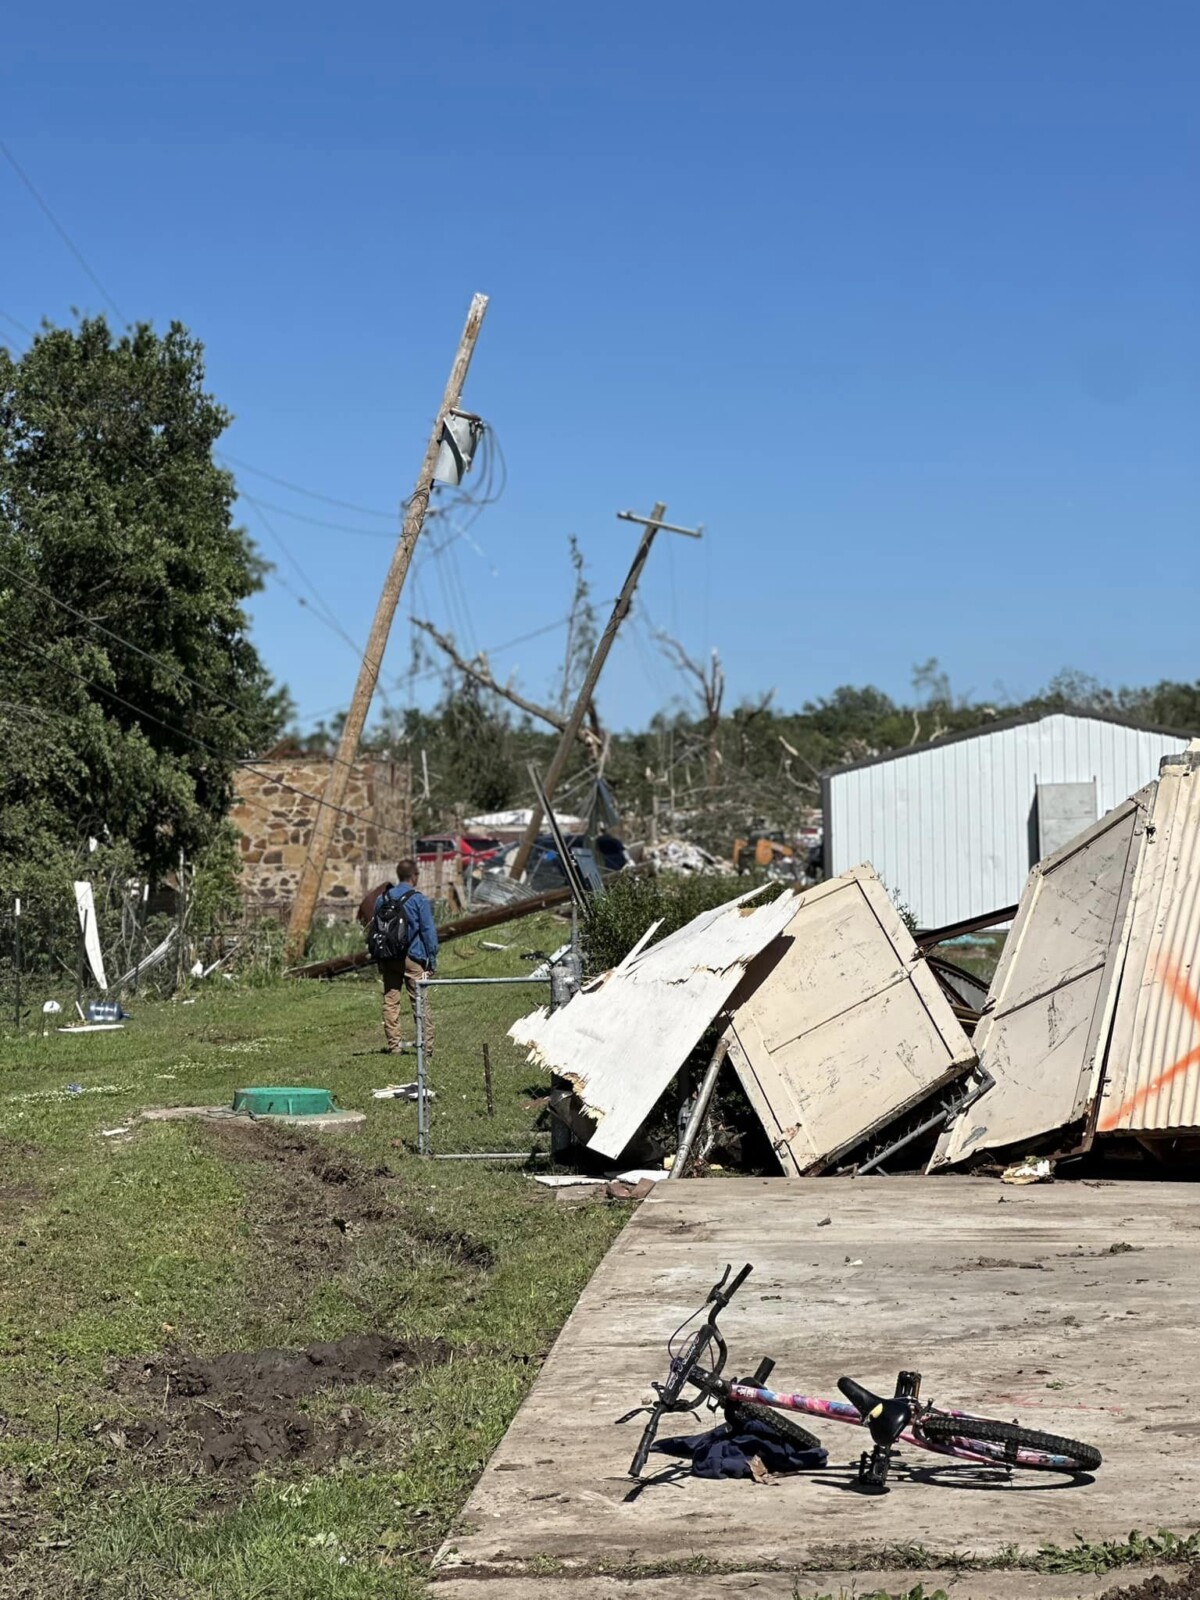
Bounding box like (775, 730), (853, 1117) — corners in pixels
(193, 1403), (368, 1475)
(1107, 1569), (1200, 1600)
(162, 1331), (437, 1405)
(112, 1331), (447, 1475)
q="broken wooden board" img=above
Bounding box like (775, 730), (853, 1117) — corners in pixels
(507, 885), (800, 1160)
(931, 786), (1154, 1169)
(723, 866), (976, 1174)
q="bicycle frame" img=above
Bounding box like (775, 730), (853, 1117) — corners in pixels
(629, 1263), (1098, 1489)
(719, 1381), (1088, 1475)
(724, 1383), (982, 1464)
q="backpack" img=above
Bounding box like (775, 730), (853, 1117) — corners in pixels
(367, 888), (417, 964)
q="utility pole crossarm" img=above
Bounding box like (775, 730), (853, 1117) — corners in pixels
(616, 510), (704, 539)
(284, 293), (489, 960)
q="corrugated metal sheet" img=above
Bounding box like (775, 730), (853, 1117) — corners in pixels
(827, 714), (1188, 928)
(931, 788), (1152, 1168)
(1096, 747), (1200, 1135)
(508, 885), (800, 1160)
(725, 867), (975, 1174)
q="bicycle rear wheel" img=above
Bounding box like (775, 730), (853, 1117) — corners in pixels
(724, 1400), (822, 1451)
(920, 1412), (1101, 1472)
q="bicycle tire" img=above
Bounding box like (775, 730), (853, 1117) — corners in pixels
(920, 1412), (1101, 1472)
(724, 1400), (822, 1451)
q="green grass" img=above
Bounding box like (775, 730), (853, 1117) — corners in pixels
(0, 914), (630, 1599)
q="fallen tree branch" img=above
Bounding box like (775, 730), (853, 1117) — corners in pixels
(412, 617), (601, 754)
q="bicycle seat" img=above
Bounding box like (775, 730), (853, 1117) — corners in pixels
(838, 1377), (912, 1446)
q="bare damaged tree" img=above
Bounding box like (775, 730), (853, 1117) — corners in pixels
(777, 733), (820, 796)
(412, 617), (602, 755)
(655, 631), (726, 790)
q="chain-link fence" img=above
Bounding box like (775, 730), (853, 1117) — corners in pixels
(414, 976), (554, 1158)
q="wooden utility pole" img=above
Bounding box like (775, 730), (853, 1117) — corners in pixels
(508, 503), (702, 881)
(285, 293), (489, 958)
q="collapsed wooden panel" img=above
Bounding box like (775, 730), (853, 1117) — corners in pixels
(725, 866), (976, 1174)
(932, 788), (1152, 1168)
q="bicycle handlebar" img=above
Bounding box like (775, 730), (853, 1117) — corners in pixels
(628, 1263), (752, 1478)
(719, 1263), (753, 1302)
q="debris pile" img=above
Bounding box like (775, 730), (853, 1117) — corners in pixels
(640, 838), (735, 875)
(510, 869), (980, 1172)
(509, 742), (1200, 1176)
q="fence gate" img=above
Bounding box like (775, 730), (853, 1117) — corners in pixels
(414, 976), (552, 1158)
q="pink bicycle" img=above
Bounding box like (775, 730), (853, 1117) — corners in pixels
(628, 1264), (1102, 1492)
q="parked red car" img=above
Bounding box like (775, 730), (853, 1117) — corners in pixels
(414, 834), (502, 866)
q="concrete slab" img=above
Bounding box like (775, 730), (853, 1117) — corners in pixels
(432, 1569), (1175, 1599)
(436, 1177), (1200, 1584)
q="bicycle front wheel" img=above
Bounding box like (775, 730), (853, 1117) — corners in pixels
(724, 1400), (822, 1451)
(920, 1412), (1101, 1473)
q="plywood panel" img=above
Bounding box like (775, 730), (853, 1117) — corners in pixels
(725, 867), (975, 1173)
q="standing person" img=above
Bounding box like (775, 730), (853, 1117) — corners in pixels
(367, 858), (438, 1056)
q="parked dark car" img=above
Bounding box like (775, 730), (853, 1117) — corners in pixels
(527, 832), (628, 892)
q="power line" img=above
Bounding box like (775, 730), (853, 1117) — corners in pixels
(0, 622), (417, 845)
(0, 139), (125, 322)
(0, 308), (34, 338)
(0, 148), (403, 537)
(303, 606), (617, 725)
(214, 452), (397, 519)
(239, 491), (367, 657)
(0, 551), (396, 796)
(227, 490), (398, 538)
(0, 555), (258, 722)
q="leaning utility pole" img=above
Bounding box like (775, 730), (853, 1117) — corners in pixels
(508, 503), (702, 881)
(285, 293), (489, 958)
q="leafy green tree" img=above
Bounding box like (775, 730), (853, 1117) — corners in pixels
(0, 315), (288, 883)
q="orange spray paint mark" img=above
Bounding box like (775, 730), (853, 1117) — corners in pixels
(1098, 956), (1200, 1131)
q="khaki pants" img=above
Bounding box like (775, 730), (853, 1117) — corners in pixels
(380, 956), (434, 1056)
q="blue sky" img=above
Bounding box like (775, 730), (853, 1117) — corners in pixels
(3, 2), (1197, 732)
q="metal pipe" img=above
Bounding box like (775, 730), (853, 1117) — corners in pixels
(415, 982), (428, 1156)
(855, 1069), (995, 1175)
(430, 1151), (546, 1161)
(669, 1036), (728, 1181)
(418, 976), (550, 987)
(12, 896), (20, 1031)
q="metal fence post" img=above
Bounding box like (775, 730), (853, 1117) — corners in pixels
(415, 979), (428, 1156)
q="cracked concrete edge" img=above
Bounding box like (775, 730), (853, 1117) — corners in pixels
(429, 1564), (1178, 1598)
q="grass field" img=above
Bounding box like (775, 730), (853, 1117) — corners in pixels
(0, 915), (631, 1599)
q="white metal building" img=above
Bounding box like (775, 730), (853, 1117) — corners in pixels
(821, 712), (1194, 930)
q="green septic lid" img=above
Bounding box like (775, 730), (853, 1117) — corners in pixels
(233, 1086), (335, 1117)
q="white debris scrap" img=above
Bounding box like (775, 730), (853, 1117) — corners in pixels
(509, 885), (800, 1160)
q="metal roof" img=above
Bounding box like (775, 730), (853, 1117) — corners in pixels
(822, 712), (1193, 929)
(823, 709), (1197, 780)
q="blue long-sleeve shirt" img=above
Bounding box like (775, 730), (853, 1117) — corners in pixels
(376, 881), (439, 969)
